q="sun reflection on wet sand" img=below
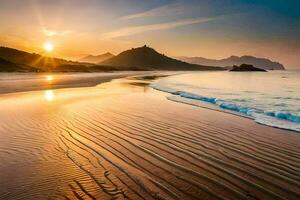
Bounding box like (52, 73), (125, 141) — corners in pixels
(44, 90), (55, 101)
(45, 75), (54, 82)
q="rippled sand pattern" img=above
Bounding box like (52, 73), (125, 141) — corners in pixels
(0, 80), (299, 200)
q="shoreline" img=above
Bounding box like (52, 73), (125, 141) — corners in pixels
(0, 71), (148, 95)
(0, 71), (297, 134)
(0, 71), (182, 95)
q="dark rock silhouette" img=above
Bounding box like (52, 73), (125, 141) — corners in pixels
(230, 64), (267, 72)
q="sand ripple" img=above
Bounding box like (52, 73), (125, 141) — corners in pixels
(0, 82), (299, 200)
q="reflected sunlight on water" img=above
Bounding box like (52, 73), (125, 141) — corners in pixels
(44, 90), (55, 101)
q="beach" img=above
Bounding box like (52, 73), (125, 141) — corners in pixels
(0, 72), (148, 94)
(0, 72), (299, 200)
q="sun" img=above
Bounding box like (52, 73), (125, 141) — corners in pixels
(43, 41), (54, 53)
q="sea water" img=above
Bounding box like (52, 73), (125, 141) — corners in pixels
(151, 70), (300, 132)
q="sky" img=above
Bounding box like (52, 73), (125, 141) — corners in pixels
(0, 0), (299, 68)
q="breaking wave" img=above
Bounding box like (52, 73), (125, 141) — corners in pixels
(151, 83), (300, 132)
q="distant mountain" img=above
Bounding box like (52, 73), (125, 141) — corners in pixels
(230, 64), (267, 72)
(78, 53), (114, 64)
(0, 46), (84, 71)
(0, 57), (37, 72)
(101, 45), (223, 71)
(177, 55), (285, 70)
(0, 46), (224, 72)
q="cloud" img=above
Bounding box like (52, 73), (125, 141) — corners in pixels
(121, 3), (183, 20)
(102, 17), (218, 39)
(42, 28), (72, 37)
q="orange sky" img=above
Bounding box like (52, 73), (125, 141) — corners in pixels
(0, 0), (299, 68)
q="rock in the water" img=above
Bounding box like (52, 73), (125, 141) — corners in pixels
(230, 64), (267, 72)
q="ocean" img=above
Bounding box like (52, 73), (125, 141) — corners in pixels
(152, 70), (300, 132)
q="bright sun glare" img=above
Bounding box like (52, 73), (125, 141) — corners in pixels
(44, 90), (55, 101)
(43, 42), (54, 52)
(45, 75), (54, 81)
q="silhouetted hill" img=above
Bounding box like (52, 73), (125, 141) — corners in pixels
(0, 47), (83, 71)
(0, 46), (224, 72)
(177, 55), (285, 70)
(230, 64), (267, 72)
(78, 53), (114, 64)
(0, 57), (37, 72)
(101, 45), (224, 70)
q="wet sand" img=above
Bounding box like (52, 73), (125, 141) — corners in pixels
(0, 71), (145, 94)
(0, 74), (299, 200)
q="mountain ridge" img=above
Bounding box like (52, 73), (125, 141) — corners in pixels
(0, 45), (224, 72)
(0, 46), (82, 71)
(101, 45), (224, 71)
(78, 52), (114, 64)
(177, 55), (285, 70)
(0, 57), (37, 72)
